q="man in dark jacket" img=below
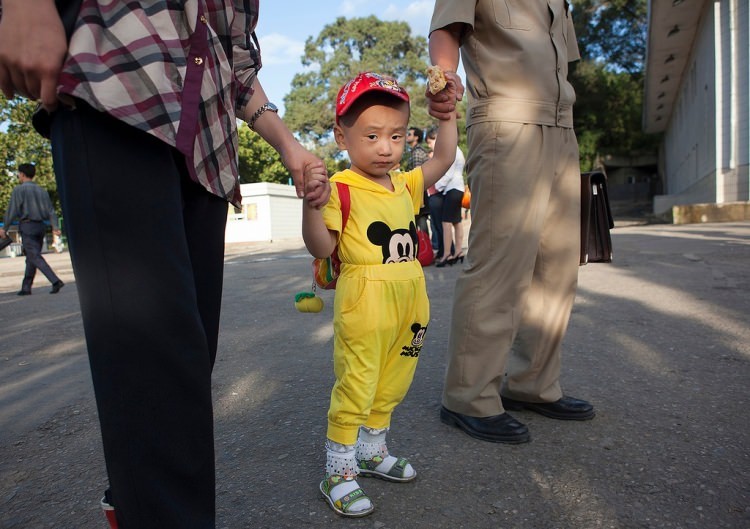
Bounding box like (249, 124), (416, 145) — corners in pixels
(1, 163), (64, 295)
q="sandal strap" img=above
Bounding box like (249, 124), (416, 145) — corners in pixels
(337, 487), (367, 512)
(358, 455), (411, 478)
(390, 457), (408, 477)
(358, 455), (384, 472)
(322, 475), (370, 514)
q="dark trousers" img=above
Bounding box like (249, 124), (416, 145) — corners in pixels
(50, 103), (228, 528)
(19, 221), (60, 291)
(427, 194), (445, 257)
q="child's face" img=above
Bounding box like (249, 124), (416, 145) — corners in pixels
(335, 102), (409, 181)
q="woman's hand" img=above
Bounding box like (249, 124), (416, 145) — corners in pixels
(0, 0), (67, 111)
(280, 142), (330, 209)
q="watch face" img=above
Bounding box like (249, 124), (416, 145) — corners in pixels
(267, 102), (278, 112)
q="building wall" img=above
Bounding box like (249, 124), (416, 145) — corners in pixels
(658, 4), (717, 211)
(715, 0), (749, 202)
(655, 0), (749, 214)
(225, 182), (302, 243)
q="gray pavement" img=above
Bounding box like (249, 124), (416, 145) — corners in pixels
(1, 222), (749, 528)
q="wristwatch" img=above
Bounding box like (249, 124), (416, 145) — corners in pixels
(248, 102), (278, 129)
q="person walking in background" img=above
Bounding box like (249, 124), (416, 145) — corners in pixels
(429, 0), (595, 445)
(424, 127), (446, 258)
(425, 130), (464, 267)
(302, 72), (458, 517)
(0, 2), (327, 528)
(0, 163), (64, 296)
(405, 126), (430, 171)
(405, 126), (432, 235)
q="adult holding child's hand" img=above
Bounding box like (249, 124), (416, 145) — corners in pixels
(303, 161), (329, 210)
(241, 81), (329, 205)
(425, 67), (464, 120)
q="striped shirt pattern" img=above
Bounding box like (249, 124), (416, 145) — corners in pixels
(57, 0), (261, 206)
(407, 145), (430, 171)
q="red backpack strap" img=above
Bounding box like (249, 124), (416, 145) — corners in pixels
(336, 182), (350, 232)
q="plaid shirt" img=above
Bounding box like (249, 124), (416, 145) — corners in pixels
(407, 145), (430, 171)
(57, 0), (261, 206)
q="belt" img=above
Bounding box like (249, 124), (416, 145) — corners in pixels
(467, 97), (574, 128)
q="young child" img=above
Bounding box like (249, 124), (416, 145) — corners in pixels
(302, 71), (458, 517)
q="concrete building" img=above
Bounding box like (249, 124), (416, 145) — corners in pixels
(643, 0), (748, 217)
(225, 182), (302, 243)
(2, 183), (304, 258)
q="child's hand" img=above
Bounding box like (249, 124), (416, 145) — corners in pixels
(426, 70), (463, 121)
(442, 71), (462, 101)
(304, 161), (330, 209)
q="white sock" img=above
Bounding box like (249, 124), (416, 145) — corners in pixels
(325, 440), (358, 477)
(355, 426), (388, 460)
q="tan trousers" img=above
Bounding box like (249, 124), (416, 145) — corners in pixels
(443, 121), (581, 417)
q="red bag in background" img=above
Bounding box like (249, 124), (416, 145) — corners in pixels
(416, 229), (434, 267)
(461, 187), (471, 209)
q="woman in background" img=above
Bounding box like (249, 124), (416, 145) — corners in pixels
(426, 129), (465, 267)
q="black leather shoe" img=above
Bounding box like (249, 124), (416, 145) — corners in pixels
(17, 290), (31, 296)
(50, 280), (65, 294)
(501, 395), (595, 421)
(440, 406), (530, 444)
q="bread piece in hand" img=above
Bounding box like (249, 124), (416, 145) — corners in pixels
(427, 65), (447, 95)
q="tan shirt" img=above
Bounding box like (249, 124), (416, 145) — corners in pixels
(430, 0), (580, 128)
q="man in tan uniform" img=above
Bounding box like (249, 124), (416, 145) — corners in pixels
(429, 0), (595, 444)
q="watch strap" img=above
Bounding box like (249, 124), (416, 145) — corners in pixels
(248, 102), (278, 129)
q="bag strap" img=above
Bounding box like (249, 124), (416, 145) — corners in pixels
(336, 182), (350, 233)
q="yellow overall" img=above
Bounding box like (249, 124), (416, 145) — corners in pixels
(322, 169), (430, 445)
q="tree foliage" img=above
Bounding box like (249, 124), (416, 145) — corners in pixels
(0, 96), (58, 220)
(571, 0), (648, 75)
(570, 61), (658, 170)
(237, 124), (289, 184)
(569, 0), (659, 170)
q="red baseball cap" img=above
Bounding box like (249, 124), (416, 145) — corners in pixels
(336, 72), (410, 123)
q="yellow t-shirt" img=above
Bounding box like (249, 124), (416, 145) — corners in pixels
(322, 168), (424, 266)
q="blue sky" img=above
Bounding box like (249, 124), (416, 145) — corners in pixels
(254, 1), (437, 115)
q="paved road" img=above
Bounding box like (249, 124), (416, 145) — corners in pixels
(1, 222), (748, 528)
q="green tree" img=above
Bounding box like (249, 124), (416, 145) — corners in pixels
(0, 96), (57, 220)
(570, 61), (658, 171)
(572, 0), (648, 75)
(569, 0), (659, 169)
(283, 16), (434, 163)
(236, 124), (290, 184)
